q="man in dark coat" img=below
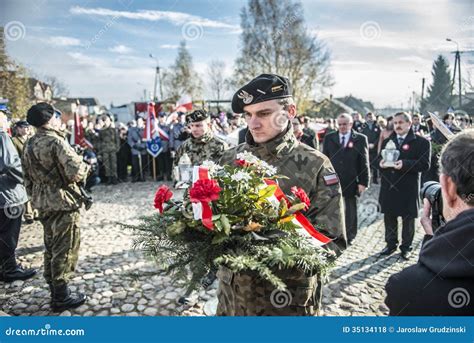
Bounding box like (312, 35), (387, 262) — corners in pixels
(411, 113), (428, 135)
(323, 113), (370, 244)
(361, 112), (381, 184)
(385, 129), (474, 315)
(378, 112), (431, 260)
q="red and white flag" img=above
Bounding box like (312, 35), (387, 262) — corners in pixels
(175, 94), (193, 112)
(70, 104), (93, 149)
(264, 179), (332, 247)
(191, 166), (214, 230)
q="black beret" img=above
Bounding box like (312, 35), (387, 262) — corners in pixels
(27, 102), (54, 127)
(232, 74), (292, 113)
(186, 109), (209, 124)
(14, 120), (30, 128)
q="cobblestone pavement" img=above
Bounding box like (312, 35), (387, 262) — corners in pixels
(1, 182), (424, 316)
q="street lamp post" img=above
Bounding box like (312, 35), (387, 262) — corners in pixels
(149, 54), (164, 102)
(446, 38), (462, 108)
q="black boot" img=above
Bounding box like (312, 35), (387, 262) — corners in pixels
(0, 264), (37, 282)
(112, 177), (119, 185)
(51, 284), (87, 312)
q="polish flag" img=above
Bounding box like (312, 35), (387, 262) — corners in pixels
(175, 94), (193, 112)
(70, 105), (93, 149)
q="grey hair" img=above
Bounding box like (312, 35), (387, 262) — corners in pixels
(337, 113), (353, 123)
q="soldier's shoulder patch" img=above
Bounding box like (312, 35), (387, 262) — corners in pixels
(323, 173), (339, 186)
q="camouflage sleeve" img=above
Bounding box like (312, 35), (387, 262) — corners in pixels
(173, 141), (185, 170)
(307, 157), (347, 256)
(54, 139), (89, 184)
(115, 129), (120, 152)
(212, 139), (229, 163)
(20, 147), (32, 195)
(218, 146), (237, 167)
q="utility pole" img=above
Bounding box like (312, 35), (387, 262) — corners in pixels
(415, 70), (425, 112)
(446, 38), (462, 108)
(150, 54), (164, 102)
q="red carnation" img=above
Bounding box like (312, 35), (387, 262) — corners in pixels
(235, 159), (248, 167)
(189, 179), (221, 203)
(291, 186), (311, 210)
(154, 185), (173, 214)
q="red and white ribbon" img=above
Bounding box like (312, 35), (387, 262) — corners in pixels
(191, 166), (214, 230)
(264, 180), (332, 247)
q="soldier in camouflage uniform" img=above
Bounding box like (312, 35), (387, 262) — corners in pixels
(98, 115), (120, 184)
(217, 74), (347, 316)
(22, 102), (90, 312)
(173, 110), (228, 172)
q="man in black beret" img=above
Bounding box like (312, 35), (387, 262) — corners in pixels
(218, 73), (346, 316)
(22, 102), (91, 311)
(173, 109), (228, 177)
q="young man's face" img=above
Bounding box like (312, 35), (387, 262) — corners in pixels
(292, 119), (302, 135)
(17, 126), (30, 136)
(190, 119), (210, 139)
(412, 116), (420, 126)
(393, 115), (411, 136)
(103, 117), (111, 127)
(243, 99), (295, 144)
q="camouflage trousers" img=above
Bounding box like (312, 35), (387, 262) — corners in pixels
(216, 266), (322, 316)
(102, 152), (117, 178)
(23, 201), (36, 221)
(40, 211), (81, 288)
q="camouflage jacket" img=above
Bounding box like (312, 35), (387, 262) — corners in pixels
(220, 124), (347, 255)
(98, 126), (119, 153)
(11, 135), (28, 158)
(85, 128), (99, 150)
(174, 131), (229, 168)
(22, 127), (90, 212)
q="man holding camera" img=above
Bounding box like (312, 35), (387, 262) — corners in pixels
(385, 129), (474, 315)
(22, 103), (90, 312)
(378, 112), (431, 260)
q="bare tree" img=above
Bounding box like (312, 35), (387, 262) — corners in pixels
(44, 75), (69, 97)
(162, 41), (203, 102)
(233, 0), (333, 113)
(206, 60), (228, 101)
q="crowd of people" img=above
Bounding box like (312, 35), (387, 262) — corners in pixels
(1, 72), (473, 316)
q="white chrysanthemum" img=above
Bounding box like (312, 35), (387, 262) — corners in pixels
(236, 151), (259, 164)
(261, 162), (277, 176)
(231, 171), (252, 182)
(201, 160), (223, 174)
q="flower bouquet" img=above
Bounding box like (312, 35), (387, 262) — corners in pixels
(131, 152), (335, 292)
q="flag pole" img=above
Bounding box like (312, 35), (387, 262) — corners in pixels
(153, 157), (156, 181)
